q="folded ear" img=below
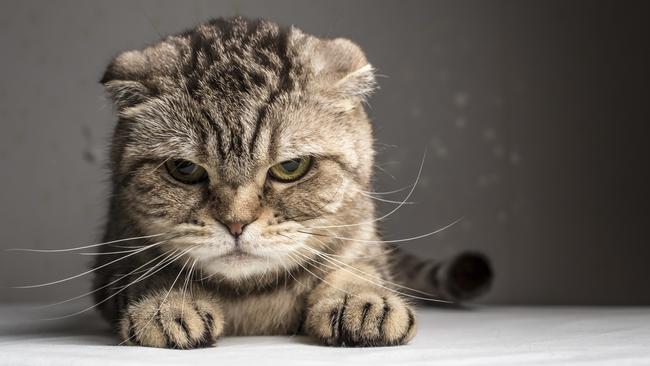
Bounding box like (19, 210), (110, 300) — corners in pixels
(101, 40), (180, 110)
(293, 30), (377, 103)
(100, 50), (154, 110)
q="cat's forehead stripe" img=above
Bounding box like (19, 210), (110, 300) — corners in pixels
(174, 20), (296, 167)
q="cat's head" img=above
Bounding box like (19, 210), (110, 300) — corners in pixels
(102, 17), (376, 281)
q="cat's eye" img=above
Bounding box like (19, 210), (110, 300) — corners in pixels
(268, 156), (313, 183)
(165, 159), (208, 184)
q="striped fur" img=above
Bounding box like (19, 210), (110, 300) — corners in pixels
(93, 17), (492, 349)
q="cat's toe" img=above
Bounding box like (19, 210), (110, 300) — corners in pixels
(306, 292), (416, 347)
(119, 291), (223, 349)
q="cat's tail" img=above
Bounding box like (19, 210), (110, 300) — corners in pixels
(390, 248), (494, 303)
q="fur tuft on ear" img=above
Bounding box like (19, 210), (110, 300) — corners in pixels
(292, 30), (377, 103)
(334, 63), (377, 102)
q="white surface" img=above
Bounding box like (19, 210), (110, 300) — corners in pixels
(0, 304), (649, 365)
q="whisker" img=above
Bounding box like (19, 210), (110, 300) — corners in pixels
(305, 234), (390, 259)
(78, 244), (162, 256)
(279, 233), (440, 298)
(373, 163), (397, 181)
(13, 240), (167, 289)
(302, 246), (440, 298)
(274, 257), (306, 292)
(119, 256), (193, 346)
(36, 246), (177, 309)
(108, 247), (192, 292)
(180, 258), (198, 321)
(45, 246), (196, 321)
(150, 156), (172, 174)
(112, 250), (182, 277)
(359, 186), (410, 196)
(108, 244), (149, 250)
(292, 248), (450, 304)
(6, 233), (168, 253)
(286, 252), (353, 297)
(358, 190), (415, 205)
(308, 151), (426, 230)
(300, 217), (462, 245)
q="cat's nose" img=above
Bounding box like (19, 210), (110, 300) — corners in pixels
(223, 221), (247, 238)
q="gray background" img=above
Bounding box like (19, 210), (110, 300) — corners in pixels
(1, 0), (649, 304)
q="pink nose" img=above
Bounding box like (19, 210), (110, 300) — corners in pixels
(225, 222), (246, 237)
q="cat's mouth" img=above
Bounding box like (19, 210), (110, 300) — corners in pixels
(217, 248), (261, 262)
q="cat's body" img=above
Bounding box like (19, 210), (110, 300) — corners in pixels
(93, 17), (492, 348)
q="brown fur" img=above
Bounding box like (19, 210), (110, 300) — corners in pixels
(92, 17), (492, 349)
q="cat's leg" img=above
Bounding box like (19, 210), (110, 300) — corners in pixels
(304, 263), (416, 347)
(118, 286), (224, 349)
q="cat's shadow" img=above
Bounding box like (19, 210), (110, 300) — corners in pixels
(1, 308), (114, 345)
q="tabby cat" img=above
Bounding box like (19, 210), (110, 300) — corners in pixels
(93, 17), (493, 348)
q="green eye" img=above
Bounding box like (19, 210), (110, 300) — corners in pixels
(165, 159), (208, 184)
(268, 156), (313, 182)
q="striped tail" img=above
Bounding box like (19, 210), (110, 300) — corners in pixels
(391, 249), (494, 303)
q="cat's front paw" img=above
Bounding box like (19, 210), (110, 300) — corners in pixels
(305, 291), (416, 347)
(119, 290), (224, 349)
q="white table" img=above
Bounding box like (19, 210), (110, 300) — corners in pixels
(1, 304), (649, 365)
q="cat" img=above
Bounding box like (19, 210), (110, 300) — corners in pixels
(92, 16), (493, 349)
